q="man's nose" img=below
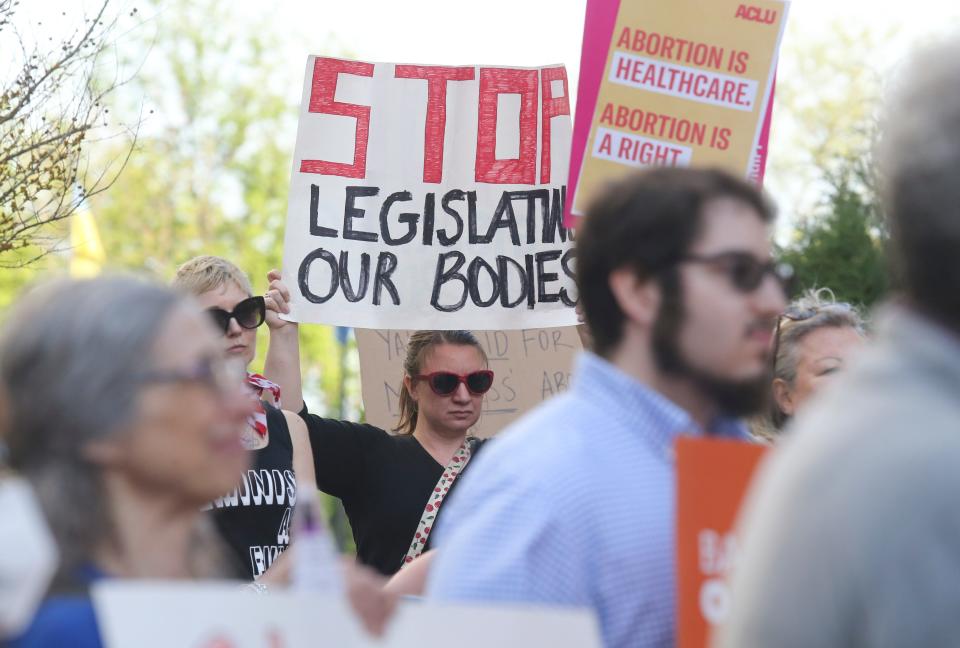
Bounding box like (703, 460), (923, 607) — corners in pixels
(756, 272), (787, 318)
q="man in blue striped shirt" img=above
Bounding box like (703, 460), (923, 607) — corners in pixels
(427, 168), (788, 647)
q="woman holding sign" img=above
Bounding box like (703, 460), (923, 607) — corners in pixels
(301, 330), (491, 576)
(173, 256), (316, 582)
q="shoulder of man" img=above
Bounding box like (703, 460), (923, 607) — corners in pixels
(467, 391), (600, 481)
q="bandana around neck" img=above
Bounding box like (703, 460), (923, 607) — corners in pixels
(245, 372), (281, 439)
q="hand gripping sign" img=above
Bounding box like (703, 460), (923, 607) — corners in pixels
(281, 58), (579, 330)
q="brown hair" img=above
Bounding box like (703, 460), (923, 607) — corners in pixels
(393, 330), (488, 435)
(577, 167), (774, 357)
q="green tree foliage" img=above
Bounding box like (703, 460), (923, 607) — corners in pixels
(780, 161), (888, 309)
(85, 0), (358, 548)
(87, 0), (345, 411)
(0, 0), (136, 268)
(0, 1), (148, 315)
(768, 21), (887, 216)
(771, 21), (891, 310)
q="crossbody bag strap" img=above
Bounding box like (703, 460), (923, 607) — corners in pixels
(399, 437), (477, 569)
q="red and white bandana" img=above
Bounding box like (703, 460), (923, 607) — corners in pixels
(245, 372), (281, 439)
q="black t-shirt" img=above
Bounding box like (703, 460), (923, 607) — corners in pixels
(208, 404), (297, 580)
(302, 413), (485, 576)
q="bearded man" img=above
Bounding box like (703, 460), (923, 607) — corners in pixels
(427, 167), (788, 648)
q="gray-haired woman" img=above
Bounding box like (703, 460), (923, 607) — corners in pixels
(768, 289), (867, 432)
(5, 277), (254, 646)
(4, 277), (399, 645)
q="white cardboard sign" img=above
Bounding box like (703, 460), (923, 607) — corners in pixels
(92, 582), (602, 647)
(0, 478), (57, 639)
(281, 57), (579, 330)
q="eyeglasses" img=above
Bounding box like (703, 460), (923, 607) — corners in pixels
(206, 296), (265, 334)
(771, 302), (854, 371)
(138, 356), (247, 396)
(679, 252), (794, 295)
(415, 370), (495, 396)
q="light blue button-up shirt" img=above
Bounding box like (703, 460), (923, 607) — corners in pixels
(427, 351), (748, 648)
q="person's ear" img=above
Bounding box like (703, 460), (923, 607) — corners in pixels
(403, 374), (418, 404)
(81, 437), (125, 468)
(609, 267), (661, 328)
(772, 377), (795, 417)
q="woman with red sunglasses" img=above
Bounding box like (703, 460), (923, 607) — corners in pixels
(301, 330), (492, 576)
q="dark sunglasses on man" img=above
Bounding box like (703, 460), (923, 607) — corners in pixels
(415, 370), (495, 396)
(206, 296), (266, 334)
(679, 251), (794, 296)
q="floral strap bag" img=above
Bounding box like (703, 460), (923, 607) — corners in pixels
(399, 437), (478, 569)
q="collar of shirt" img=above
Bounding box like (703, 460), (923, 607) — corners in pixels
(572, 351), (749, 460)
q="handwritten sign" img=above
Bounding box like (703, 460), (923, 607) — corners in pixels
(0, 478), (57, 639)
(93, 583), (603, 648)
(675, 437), (769, 648)
(281, 57), (579, 330)
(566, 0), (788, 224)
(356, 327), (581, 438)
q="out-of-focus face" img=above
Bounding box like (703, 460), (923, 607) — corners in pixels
(107, 305), (253, 506)
(407, 344), (487, 438)
(776, 325), (864, 417)
(195, 281), (257, 367)
(673, 198), (787, 385)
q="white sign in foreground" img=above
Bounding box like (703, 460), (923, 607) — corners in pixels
(281, 57), (578, 330)
(93, 582), (602, 647)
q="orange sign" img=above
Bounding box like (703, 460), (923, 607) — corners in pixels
(675, 436), (769, 648)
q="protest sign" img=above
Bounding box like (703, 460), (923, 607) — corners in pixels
(675, 437), (769, 648)
(0, 478), (57, 639)
(566, 0), (788, 225)
(92, 582), (603, 648)
(281, 57), (579, 330)
(356, 327), (581, 438)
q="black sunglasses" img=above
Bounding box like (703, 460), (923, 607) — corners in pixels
(415, 370), (495, 396)
(680, 252), (794, 295)
(206, 296), (266, 334)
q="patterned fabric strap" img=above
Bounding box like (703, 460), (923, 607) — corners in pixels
(245, 372), (281, 439)
(400, 437), (477, 569)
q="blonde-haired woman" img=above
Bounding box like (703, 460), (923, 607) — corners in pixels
(173, 256), (315, 582)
